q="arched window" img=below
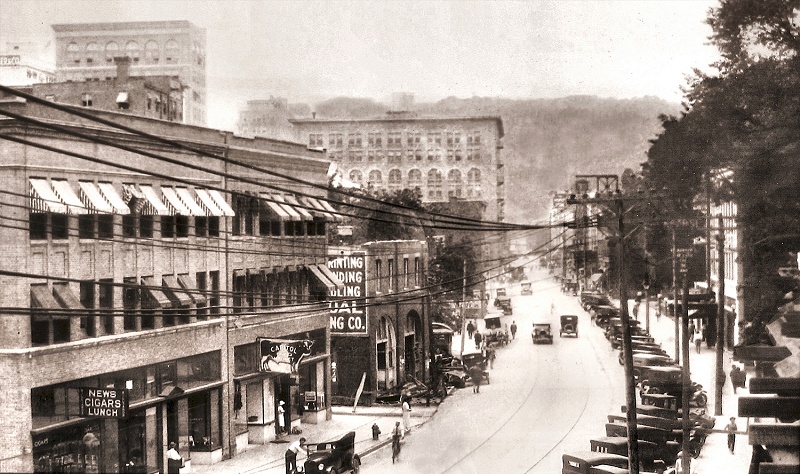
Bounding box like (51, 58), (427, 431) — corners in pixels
(67, 42), (80, 65)
(408, 169), (422, 185)
(145, 40), (160, 64)
(467, 168), (481, 182)
(448, 169), (463, 198)
(467, 168), (482, 197)
(427, 169), (443, 199)
(349, 170), (363, 184)
(368, 170), (382, 187)
(105, 42), (119, 63)
(165, 40), (180, 63)
(126, 41), (140, 62)
(85, 42), (98, 65)
(388, 169), (402, 184)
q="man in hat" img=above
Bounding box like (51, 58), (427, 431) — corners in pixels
(166, 442), (183, 474)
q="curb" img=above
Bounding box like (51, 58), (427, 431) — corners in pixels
(355, 396), (443, 458)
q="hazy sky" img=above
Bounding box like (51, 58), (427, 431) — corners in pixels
(2, 0), (721, 130)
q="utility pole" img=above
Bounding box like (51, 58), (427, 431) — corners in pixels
(680, 253), (692, 474)
(459, 258), (467, 356)
(672, 229), (680, 364)
(715, 216), (725, 416)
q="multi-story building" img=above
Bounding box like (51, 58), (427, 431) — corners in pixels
(236, 98), (300, 143)
(290, 113), (505, 223)
(51, 20), (206, 126)
(327, 241), (429, 404)
(0, 94), (340, 473)
(0, 41), (55, 86)
(22, 57), (184, 122)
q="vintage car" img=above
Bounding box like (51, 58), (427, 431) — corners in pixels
(562, 451), (628, 473)
(581, 291), (611, 311)
(304, 431), (361, 474)
(590, 436), (667, 472)
(593, 305), (619, 327)
(532, 323), (554, 344)
(459, 352), (490, 385)
(631, 353), (676, 380)
(560, 315), (579, 337)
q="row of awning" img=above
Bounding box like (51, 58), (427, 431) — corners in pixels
(30, 275), (208, 318)
(29, 178), (341, 221)
(234, 265), (346, 293)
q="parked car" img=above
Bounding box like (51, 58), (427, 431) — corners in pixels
(562, 451), (628, 473)
(304, 431), (361, 474)
(532, 323), (554, 344)
(593, 305), (619, 327)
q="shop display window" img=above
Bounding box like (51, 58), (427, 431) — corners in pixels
(188, 389), (221, 451)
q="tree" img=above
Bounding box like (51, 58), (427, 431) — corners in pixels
(340, 188), (428, 244)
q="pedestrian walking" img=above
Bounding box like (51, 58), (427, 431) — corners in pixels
(694, 330), (703, 354)
(284, 437), (306, 474)
(725, 417), (738, 454)
(166, 442), (183, 474)
(466, 320), (475, 339)
(391, 421), (402, 463)
(510, 321), (517, 340)
(688, 321), (696, 337)
(674, 451), (696, 474)
(469, 364), (484, 393)
(487, 344), (496, 369)
(372, 423), (381, 440)
(730, 365), (746, 393)
(474, 330), (483, 348)
(401, 396), (411, 437)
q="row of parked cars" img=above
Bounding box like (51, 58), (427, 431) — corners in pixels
(561, 292), (714, 474)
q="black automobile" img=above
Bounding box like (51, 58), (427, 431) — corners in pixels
(559, 315), (579, 337)
(532, 323), (554, 344)
(304, 431), (361, 474)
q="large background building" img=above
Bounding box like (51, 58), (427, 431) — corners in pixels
(0, 41), (55, 86)
(51, 20), (207, 126)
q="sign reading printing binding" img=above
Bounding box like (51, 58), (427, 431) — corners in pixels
(78, 387), (129, 418)
(328, 252), (367, 335)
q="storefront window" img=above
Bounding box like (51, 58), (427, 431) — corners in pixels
(177, 351), (221, 390)
(234, 343), (259, 376)
(188, 389), (221, 451)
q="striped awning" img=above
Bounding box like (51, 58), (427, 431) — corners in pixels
(317, 198), (342, 222)
(97, 182), (131, 214)
(51, 180), (89, 215)
(318, 264), (346, 290)
(161, 187), (192, 215)
(259, 193), (291, 220)
(284, 195), (314, 220)
(30, 178), (68, 213)
(301, 196), (335, 221)
(122, 183), (147, 213)
(139, 185), (171, 216)
(194, 188), (225, 217)
(208, 190), (235, 217)
(141, 276), (173, 308)
(270, 194), (301, 221)
(307, 264), (335, 292)
(175, 188), (207, 216)
(78, 181), (114, 213)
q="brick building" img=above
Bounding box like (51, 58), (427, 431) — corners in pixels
(327, 241), (429, 404)
(0, 96), (341, 473)
(51, 20), (206, 126)
(290, 113), (505, 223)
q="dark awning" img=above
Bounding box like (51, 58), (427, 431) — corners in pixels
(30, 284), (69, 320)
(53, 283), (85, 310)
(177, 274), (207, 306)
(163, 275), (193, 307)
(307, 265), (335, 292)
(141, 276), (173, 308)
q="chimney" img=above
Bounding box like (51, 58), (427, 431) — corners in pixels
(114, 56), (131, 82)
(312, 111), (316, 119)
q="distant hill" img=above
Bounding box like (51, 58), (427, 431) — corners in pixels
(305, 95), (680, 224)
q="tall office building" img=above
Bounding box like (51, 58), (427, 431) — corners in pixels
(51, 20), (207, 126)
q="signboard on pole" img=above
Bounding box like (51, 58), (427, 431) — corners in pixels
(78, 388), (129, 418)
(328, 252), (368, 335)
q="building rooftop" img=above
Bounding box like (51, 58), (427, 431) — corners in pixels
(290, 114), (504, 138)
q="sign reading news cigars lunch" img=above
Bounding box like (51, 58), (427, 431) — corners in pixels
(78, 387), (129, 418)
(328, 253), (368, 335)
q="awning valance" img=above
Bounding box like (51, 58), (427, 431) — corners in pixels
(177, 274), (206, 306)
(307, 264), (335, 292)
(175, 188), (207, 216)
(318, 264), (346, 290)
(30, 178), (68, 213)
(270, 194), (302, 221)
(301, 196), (335, 220)
(122, 183), (147, 213)
(284, 195), (314, 220)
(53, 283), (85, 310)
(141, 276), (173, 308)
(161, 187), (192, 216)
(78, 181), (114, 214)
(51, 179), (89, 215)
(139, 185), (171, 216)
(259, 193), (291, 221)
(194, 189), (225, 216)
(162, 275), (193, 307)
(97, 182), (131, 214)
(208, 190), (235, 217)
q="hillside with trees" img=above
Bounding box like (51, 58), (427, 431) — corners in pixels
(308, 94), (679, 224)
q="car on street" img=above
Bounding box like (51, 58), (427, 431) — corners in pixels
(304, 431), (361, 474)
(532, 323), (553, 344)
(559, 315), (579, 337)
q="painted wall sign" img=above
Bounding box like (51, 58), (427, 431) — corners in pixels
(328, 252), (368, 335)
(258, 338), (313, 374)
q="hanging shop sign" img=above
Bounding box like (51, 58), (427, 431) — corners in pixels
(328, 252), (368, 335)
(78, 387), (129, 418)
(258, 338), (314, 374)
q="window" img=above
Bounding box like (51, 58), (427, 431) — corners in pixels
(125, 41), (140, 62)
(67, 42), (80, 65)
(79, 214), (95, 239)
(448, 169), (463, 197)
(348, 150), (363, 162)
(105, 41), (119, 63)
(81, 93), (93, 107)
(387, 131), (402, 148)
(85, 42), (98, 64)
(368, 132), (382, 147)
(196, 272), (208, 319)
(30, 213), (47, 240)
(407, 131), (421, 146)
(408, 169), (422, 185)
(427, 132), (441, 145)
(99, 279), (114, 334)
(349, 170), (362, 184)
(375, 259), (383, 292)
(414, 257), (420, 286)
(210, 271), (220, 314)
(79, 281), (96, 337)
(145, 40), (160, 63)
(98, 214), (114, 239)
(427, 169), (442, 189)
(123, 276), (139, 331)
(368, 170), (382, 187)
(388, 169), (402, 186)
(309, 134), (324, 148)
(208, 216), (220, 237)
(328, 133), (343, 148)
(165, 40), (179, 63)
(403, 258), (409, 288)
(196, 216), (208, 237)
(176, 216), (189, 238)
(455, 150), (462, 161)
(367, 150), (375, 162)
(52, 214), (68, 239)
(388, 259), (394, 292)
(161, 216), (175, 238)
(140, 214), (154, 238)
(348, 133), (362, 147)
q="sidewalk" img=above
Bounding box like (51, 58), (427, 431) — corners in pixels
(622, 299), (751, 473)
(191, 404), (438, 474)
